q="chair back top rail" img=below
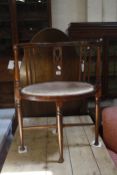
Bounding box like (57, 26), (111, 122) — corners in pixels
(13, 40), (102, 90)
(13, 40), (101, 49)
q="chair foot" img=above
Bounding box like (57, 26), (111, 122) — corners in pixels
(91, 140), (102, 147)
(18, 145), (27, 153)
(58, 157), (64, 163)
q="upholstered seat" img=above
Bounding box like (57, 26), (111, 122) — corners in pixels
(21, 81), (94, 97)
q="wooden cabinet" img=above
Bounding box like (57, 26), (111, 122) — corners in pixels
(10, 0), (51, 44)
(0, 0), (14, 107)
(68, 22), (117, 98)
(0, 0), (51, 107)
(0, 1), (12, 54)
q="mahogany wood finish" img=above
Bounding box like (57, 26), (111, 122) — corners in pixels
(68, 22), (117, 98)
(21, 28), (83, 117)
(13, 28), (102, 162)
(68, 22), (117, 39)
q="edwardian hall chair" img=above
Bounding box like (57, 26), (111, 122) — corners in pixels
(13, 28), (102, 163)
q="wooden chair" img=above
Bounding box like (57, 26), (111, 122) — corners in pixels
(21, 28), (84, 117)
(13, 28), (102, 163)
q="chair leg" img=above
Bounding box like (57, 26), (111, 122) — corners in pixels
(94, 95), (100, 146)
(56, 114), (58, 134)
(56, 102), (64, 163)
(16, 100), (27, 153)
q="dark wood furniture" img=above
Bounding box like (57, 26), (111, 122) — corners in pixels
(20, 28), (87, 117)
(68, 22), (117, 98)
(0, 0), (14, 107)
(0, 0), (51, 107)
(13, 29), (101, 162)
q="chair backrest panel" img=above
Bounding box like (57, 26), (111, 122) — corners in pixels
(13, 28), (101, 91)
(16, 28), (81, 87)
(31, 28), (69, 43)
(20, 46), (54, 86)
(19, 43), (79, 87)
(76, 43), (102, 85)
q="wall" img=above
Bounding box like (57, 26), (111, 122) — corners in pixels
(51, 0), (86, 32)
(51, 0), (117, 32)
(102, 0), (117, 21)
(87, 0), (102, 21)
(87, 0), (117, 22)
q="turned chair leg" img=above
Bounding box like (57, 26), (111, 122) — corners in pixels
(56, 101), (64, 163)
(56, 114), (58, 134)
(94, 95), (100, 146)
(16, 100), (27, 153)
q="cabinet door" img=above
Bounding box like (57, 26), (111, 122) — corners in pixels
(0, 0), (14, 107)
(0, 0), (12, 56)
(15, 0), (51, 42)
(106, 39), (117, 97)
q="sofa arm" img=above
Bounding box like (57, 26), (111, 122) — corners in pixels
(102, 106), (117, 153)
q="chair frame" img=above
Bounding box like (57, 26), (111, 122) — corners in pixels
(14, 41), (102, 163)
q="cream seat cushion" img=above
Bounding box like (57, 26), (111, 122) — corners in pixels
(21, 81), (94, 97)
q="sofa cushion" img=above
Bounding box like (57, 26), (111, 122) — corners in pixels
(102, 106), (117, 153)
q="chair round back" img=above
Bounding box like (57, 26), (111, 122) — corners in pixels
(20, 28), (78, 87)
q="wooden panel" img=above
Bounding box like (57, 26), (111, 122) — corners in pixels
(2, 117), (48, 173)
(64, 117), (100, 175)
(68, 22), (117, 39)
(0, 58), (14, 107)
(0, 81), (14, 108)
(79, 115), (117, 175)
